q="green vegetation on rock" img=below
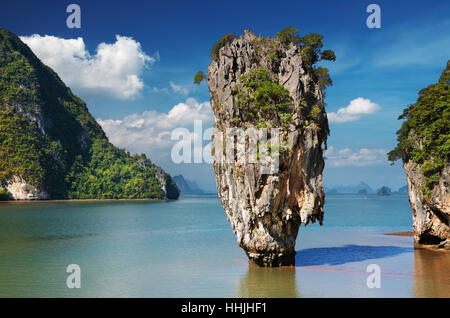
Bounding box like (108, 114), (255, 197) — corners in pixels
(388, 60), (450, 197)
(65, 139), (173, 199)
(0, 188), (12, 200)
(276, 27), (301, 46)
(194, 71), (206, 84)
(276, 27), (336, 66)
(231, 67), (293, 128)
(196, 27), (334, 103)
(0, 28), (179, 200)
(277, 28), (335, 97)
(210, 33), (235, 60)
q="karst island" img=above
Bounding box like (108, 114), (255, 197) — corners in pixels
(196, 28), (335, 266)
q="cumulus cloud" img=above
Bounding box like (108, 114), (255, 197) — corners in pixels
(325, 146), (388, 167)
(97, 98), (214, 160)
(328, 98), (380, 123)
(152, 87), (169, 94)
(20, 34), (154, 100)
(170, 82), (190, 96)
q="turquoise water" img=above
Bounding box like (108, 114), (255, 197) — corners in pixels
(0, 195), (449, 297)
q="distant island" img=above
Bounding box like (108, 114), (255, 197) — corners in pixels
(0, 29), (179, 200)
(324, 182), (407, 195)
(377, 186), (391, 196)
(172, 175), (217, 195)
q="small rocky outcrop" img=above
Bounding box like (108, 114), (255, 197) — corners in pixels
(6, 176), (49, 200)
(207, 29), (332, 266)
(153, 165), (180, 200)
(404, 162), (449, 248)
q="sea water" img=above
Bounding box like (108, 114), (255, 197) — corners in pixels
(0, 195), (448, 297)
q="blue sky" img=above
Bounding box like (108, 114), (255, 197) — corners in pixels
(1, 0), (449, 191)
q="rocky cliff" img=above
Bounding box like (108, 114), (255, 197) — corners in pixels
(404, 162), (449, 248)
(0, 29), (179, 200)
(206, 29), (333, 266)
(389, 60), (450, 249)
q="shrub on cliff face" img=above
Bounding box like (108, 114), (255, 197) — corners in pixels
(314, 67), (333, 91)
(193, 71), (206, 84)
(388, 60), (450, 196)
(231, 67), (293, 128)
(276, 27), (301, 46)
(210, 33), (235, 60)
(276, 27), (336, 67)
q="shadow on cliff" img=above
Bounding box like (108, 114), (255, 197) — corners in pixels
(295, 245), (413, 266)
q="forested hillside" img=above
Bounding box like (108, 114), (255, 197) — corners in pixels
(0, 29), (179, 200)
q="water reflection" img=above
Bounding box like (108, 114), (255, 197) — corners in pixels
(237, 264), (298, 297)
(414, 247), (450, 297)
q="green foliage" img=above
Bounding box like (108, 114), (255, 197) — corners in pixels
(276, 27), (336, 68)
(308, 105), (322, 121)
(266, 48), (279, 62)
(0, 107), (66, 197)
(205, 27), (334, 147)
(0, 188), (12, 200)
(299, 33), (323, 65)
(320, 50), (336, 61)
(276, 27), (301, 46)
(273, 27), (335, 123)
(231, 67), (293, 128)
(314, 67), (333, 90)
(388, 60), (450, 197)
(210, 33), (235, 60)
(194, 71), (206, 84)
(0, 28), (179, 200)
(66, 139), (166, 199)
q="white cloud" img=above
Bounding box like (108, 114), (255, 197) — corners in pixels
(152, 87), (169, 94)
(151, 82), (191, 96)
(325, 146), (388, 167)
(328, 98), (381, 123)
(20, 34), (154, 100)
(170, 82), (190, 96)
(97, 98), (214, 160)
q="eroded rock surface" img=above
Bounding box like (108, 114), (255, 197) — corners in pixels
(6, 176), (49, 200)
(389, 60), (450, 249)
(405, 161), (450, 248)
(207, 30), (329, 266)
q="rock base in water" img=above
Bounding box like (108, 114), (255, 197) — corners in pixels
(405, 161), (450, 246)
(247, 252), (296, 267)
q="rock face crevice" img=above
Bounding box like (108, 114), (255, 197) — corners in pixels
(207, 30), (328, 266)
